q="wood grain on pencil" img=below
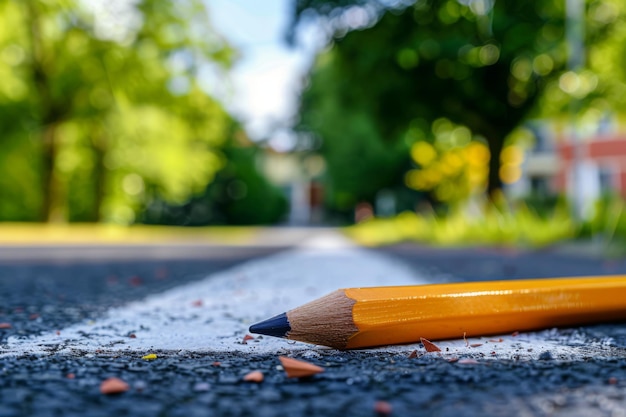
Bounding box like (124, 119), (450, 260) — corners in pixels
(249, 276), (626, 349)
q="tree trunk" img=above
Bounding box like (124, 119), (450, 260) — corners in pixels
(91, 128), (107, 222)
(486, 135), (504, 199)
(24, 0), (66, 222)
(41, 124), (65, 222)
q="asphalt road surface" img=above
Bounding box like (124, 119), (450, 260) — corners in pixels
(1, 239), (626, 417)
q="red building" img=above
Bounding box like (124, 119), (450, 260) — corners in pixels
(554, 134), (626, 197)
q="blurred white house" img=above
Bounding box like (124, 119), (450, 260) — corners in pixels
(511, 117), (626, 219)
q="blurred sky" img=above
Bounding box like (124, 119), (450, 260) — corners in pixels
(207, 0), (323, 149)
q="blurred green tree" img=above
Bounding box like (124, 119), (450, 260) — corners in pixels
(538, 0), (626, 123)
(0, 0), (235, 223)
(297, 59), (411, 213)
(139, 129), (289, 226)
(293, 0), (568, 208)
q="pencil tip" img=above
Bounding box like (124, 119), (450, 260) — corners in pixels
(249, 312), (291, 338)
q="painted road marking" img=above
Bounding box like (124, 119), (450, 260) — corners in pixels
(1, 233), (619, 360)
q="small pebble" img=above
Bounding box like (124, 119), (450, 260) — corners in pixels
(134, 381), (147, 392)
(193, 382), (211, 392)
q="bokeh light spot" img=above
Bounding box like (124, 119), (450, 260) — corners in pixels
(479, 44), (499, 66)
(411, 141), (437, 166)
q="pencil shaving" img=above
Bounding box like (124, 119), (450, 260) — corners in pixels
(243, 371), (264, 383)
(100, 377), (129, 395)
(420, 337), (441, 352)
(279, 356), (324, 378)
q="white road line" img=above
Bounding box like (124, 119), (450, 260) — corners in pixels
(1, 233), (618, 360)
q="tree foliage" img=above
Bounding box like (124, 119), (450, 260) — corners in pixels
(295, 0), (569, 209)
(538, 0), (626, 126)
(140, 130), (289, 226)
(0, 0), (237, 223)
(298, 55), (411, 211)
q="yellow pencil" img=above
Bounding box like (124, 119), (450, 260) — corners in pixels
(249, 276), (626, 349)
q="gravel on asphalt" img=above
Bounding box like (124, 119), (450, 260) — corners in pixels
(1, 349), (626, 417)
(1, 243), (626, 417)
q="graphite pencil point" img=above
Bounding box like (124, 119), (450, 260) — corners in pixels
(249, 312), (291, 338)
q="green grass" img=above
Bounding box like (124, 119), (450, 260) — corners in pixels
(345, 204), (577, 248)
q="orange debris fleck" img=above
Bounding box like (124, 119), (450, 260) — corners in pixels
(420, 337), (441, 352)
(212, 362), (221, 367)
(0, 323), (12, 329)
(129, 276), (143, 287)
(408, 350), (419, 359)
(155, 267), (168, 280)
(447, 357), (459, 363)
(511, 331), (520, 337)
(489, 338), (504, 343)
(463, 332), (469, 347)
(66, 373), (76, 379)
(100, 377), (129, 395)
(608, 377), (618, 385)
(243, 371), (264, 383)
(192, 299), (203, 307)
(56, 330), (61, 336)
(374, 400), (393, 415)
(470, 343), (483, 348)
(128, 333), (137, 339)
(279, 356), (324, 378)
(242, 334), (254, 344)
